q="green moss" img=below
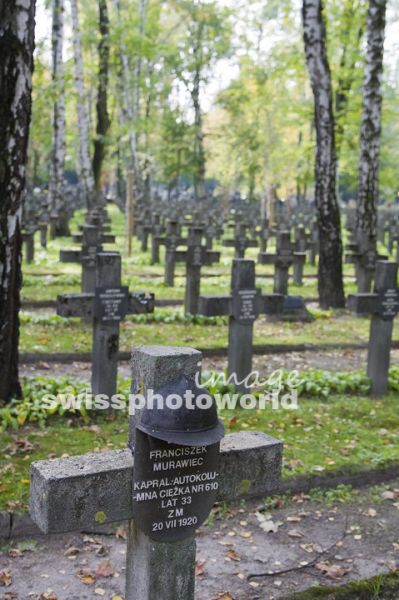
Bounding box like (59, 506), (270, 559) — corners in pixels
(282, 572), (399, 599)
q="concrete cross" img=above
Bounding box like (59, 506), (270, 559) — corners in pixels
(348, 261), (399, 395)
(199, 259), (284, 392)
(223, 221), (258, 258)
(22, 229), (35, 264)
(157, 219), (188, 286)
(258, 231), (306, 295)
(173, 226), (220, 314)
(30, 345), (283, 600)
(293, 226), (309, 286)
(59, 224), (104, 293)
(345, 233), (388, 293)
(258, 217), (270, 253)
(136, 208), (154, 252)
(149, 213), (165, 264)
(57, 252), (154, 398)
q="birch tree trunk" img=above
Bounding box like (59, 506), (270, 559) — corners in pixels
(302, 0), (345, 308)
(113, 0), (146, 206)
(48, 0), (68, 236)
(92, 0), (111, 200)
(192, 22), (206, 201)
(70, 0), (96, 210)
(356, 0), (387, 246)
(0, 0), (36, 403)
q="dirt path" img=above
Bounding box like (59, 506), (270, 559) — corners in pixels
(21, 348), (399, 382)
(1, 480), (398, 600)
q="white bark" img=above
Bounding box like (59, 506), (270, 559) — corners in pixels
(48, 0), (66, 215)
(356, 0), (387, 241)
(70, 0), (95, 209)
(112, 0), (146, 202)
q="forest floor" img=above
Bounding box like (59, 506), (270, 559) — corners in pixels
(0, 479), (398, 600)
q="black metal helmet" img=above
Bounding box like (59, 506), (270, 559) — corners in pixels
(136, 375), (224, 446)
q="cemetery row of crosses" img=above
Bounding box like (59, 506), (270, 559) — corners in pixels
(1, 1), (399, 599)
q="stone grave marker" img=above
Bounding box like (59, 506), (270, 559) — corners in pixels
(223, 221), (258, 258)
(348, 260), (399, 395)
(22, 229), (35, 264)
(173, 226), (220, 314)
(157, 219), (187, 286)
(150, 212), (165, 264)
(293, 225), (308, 286)
(60, 224), (104, 293)
(345, 233), (388, 293)
(258, 230), (306, 295)
(199, 259), (284, 392)
(31, 345), (283, 600)
(57, 252), (154, 398)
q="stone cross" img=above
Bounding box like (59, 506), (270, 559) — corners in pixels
(39, 222), (48, 249)
(173, 226), (220, 314)
(223, 222), (258, 258)
(308, 222), (319, 266)
(199, 259), (284, 392)
(57, 252), (154, 398)
(258, 231), (306, 295)
(60, 224), (104, 293)
(137, 208), (154, 252)
(293, 226), (308, 286)
(150, 213), (165, 264)
(22, 229), (35, 264)
(157, 219), (187, 286)
(258, 217), (270, 253)
(30, 345), (283, 600)
(348, 261), (399, 395)
(345, 233), (388, 293)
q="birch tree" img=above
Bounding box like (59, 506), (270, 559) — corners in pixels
(48, 0), (68, 235)
(0, 0), (36, 403)
(92, 0), (111, 199)
(70, 0), (96, 209)
(302, 0), (345, 308)
(113, 0), (147, 205)
(356, 0), (387, 249)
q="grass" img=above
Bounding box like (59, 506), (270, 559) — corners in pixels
(19, 308), (399, 353)
(22, 204), (364, 302)
(282, 572), (399, 599)
(1, 383), (398, 512)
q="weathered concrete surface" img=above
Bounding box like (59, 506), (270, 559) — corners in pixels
(2, 479), (399, 600)
(30, 432), (282, 534)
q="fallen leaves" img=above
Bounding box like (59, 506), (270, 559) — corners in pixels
(288, 529), (304, 539)
(0, 570), (12, 587)
(77, 568), (96, 585)
(256, 512), (283, 533)
(225, 549), (240, 562)
(316, 561), (351, 579)
(95, 560), (114, 578)
(195, 561), (206, 577)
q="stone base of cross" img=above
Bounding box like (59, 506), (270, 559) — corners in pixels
(199, 259), (284, 392)
(348, 261), (399, 395)
(30, 345), (283, 600)
(57, 252), (154, 399)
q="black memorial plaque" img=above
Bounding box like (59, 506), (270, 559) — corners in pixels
(133, 430), (220, 542)
(94, 286), (129, 323)
(377, 288), (399, 320)
(232, 289), (259, 324)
